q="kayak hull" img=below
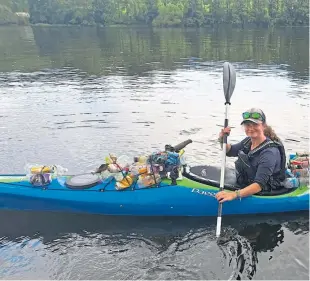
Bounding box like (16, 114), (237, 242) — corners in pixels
(0, 173), (308, 216)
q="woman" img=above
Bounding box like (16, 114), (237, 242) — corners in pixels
(215, 108), (286, 203)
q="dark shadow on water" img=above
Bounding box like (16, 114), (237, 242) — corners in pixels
(0, 209), (308, 245)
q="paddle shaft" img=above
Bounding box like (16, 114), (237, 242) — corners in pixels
(215, 61), (236, 237)
(216, 102), (230, 237)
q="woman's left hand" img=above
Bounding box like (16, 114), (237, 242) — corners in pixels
(215, 191), (237, 203)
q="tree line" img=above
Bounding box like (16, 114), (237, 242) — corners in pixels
(1, 0), (309, 27)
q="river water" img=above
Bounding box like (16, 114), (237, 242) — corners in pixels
(0, 25), (309, 280)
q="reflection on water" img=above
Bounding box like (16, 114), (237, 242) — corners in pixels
(0, 26), (309, 80)
(0, 25), (309, 280)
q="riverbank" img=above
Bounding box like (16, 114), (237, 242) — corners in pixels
(1, 22), (309, 29)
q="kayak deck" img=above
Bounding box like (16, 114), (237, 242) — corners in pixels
(0, 170), (308, 197)
(0, 169), (308, 197)
(182, 165), (308, 197)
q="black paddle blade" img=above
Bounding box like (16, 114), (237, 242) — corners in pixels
(223, 62), (236, 103)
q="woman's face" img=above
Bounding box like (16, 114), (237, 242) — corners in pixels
(243, 121), (265, 138)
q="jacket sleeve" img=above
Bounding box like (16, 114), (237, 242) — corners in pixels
(226, 141), (243, 157)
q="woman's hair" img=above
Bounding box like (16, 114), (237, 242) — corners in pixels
(264, 125), (282, 143)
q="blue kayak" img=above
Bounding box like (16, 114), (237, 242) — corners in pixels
(0, 140), (309, 216)
(0, 169), (308, 217)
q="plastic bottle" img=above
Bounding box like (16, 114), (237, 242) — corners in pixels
(285, 177), (300, 188)
(301, 160), (309, 168)
(285, 175), (309, 188)
(54, 165), (68, 176)
(293, 169), (309, 178)
(117, 155), (131, 169)
(130, 164), (140, 176)
(138, 155), (147, 164)
(114, 172), (124, 182)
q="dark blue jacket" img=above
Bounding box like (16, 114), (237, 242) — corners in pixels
(227, 137), (285, 191)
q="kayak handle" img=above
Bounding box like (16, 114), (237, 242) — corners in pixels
(173, 139), (193, 152)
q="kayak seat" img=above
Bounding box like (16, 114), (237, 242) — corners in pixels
(65, 173), (101, 190)
(183, 165), (294, 196)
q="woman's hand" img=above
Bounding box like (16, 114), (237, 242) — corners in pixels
(219, 127), (231, 138)
(215, 190), (237, 203)
(218, 127), (231, 145)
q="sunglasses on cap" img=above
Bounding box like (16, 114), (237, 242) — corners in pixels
(242, 112), (264, 121)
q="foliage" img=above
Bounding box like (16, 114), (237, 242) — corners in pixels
(1, 0), (309, 27)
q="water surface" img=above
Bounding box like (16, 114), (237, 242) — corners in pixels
(0, 26), (309, 280)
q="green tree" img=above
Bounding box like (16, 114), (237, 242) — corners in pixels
(25, 0), (309, 27)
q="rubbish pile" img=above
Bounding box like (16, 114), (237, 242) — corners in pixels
(95, 149), (185, 190)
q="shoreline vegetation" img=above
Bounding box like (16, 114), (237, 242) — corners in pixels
(0, 0), (309, 28)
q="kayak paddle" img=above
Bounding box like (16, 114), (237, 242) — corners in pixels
(216, 62), (236, 238)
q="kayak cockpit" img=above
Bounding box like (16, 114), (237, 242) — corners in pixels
(182, 164), (295, 196)
(65, 173), (103, 190)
